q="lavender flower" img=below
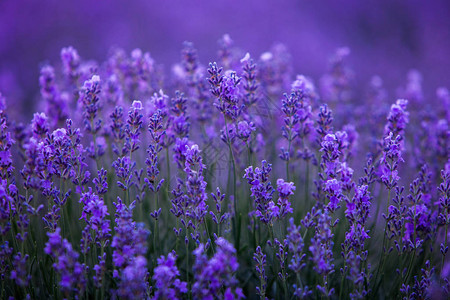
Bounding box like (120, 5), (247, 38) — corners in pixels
(316, 104), (334, 140)
(384, 99), (409, 137)
(170, 91), (190, 138)
(111, 198), (149, 271)
(79, 188), (111, 247)
(31, 112), (49, 138)
(45, 227), (85, 296)
(380, 132), (404, 190)
(208, 62), (242, 120)
(152, 251), (188, 299)
(279, 91), (300, 163)
(183, 144), (208, 233)
(80, 75), (102, 134)
(309, 211), (335, 297)
(320, 133), (340, 178)
(244, 160), (276, 225)
(39, 65), (67, 126)
(241, 52), (260, 107)
(10, 253), (30, 287)
(438, 167), (450, 269)
(254, 246), (268, 300)
(124, 100), (144, 154)
(181, 41), (200, 87)
(117, 255), (149, 299)
(193, 237), (244, 300)
(110, 106), (126, 156)
(61, 46), (81, 83)
(276, 179), (295, 218)
(236, 120), (255, 143)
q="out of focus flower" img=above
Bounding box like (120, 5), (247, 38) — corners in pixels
(193, 237), (244, 300)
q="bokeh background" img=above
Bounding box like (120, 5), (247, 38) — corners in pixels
(1, 0), (450, 118)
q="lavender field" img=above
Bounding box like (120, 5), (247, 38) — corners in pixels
(0, 1), (449, 299)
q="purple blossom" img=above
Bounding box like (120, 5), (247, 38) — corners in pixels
(117, 255), (149, 299)
(208, 62), (242, 120)
(61, 46), (81, 83)
(124, 100), (144, 154)
(438, 167), (450, 260)
(279, 91), (300, 162)
(152, 251), (188, 299)
(241, 52), (260, 107)
(111, 198), (149, 270)
(172, 137), (193, 170)
(39, 65), (67, 126)
(44, 227), (85, 296)
(170, 91), (190, 138)
(323, 178), (343, 213)
(93, 168), (108, 195)
(10, 252), (30, 287)
(182, 144), (208, 232)
(193, 237), (244, 300)
(80, 75), (102, 134)
(0, 241), (12, 280)
(79, 188), (111, 246)
(253, 246), (267, 300)
(31, 112), (49, 138)
(380, 132), (404, 190)
(113, 156), (134, 191)
(244, 160), (276, 225)
(287, 218), (306, 273)
(236, 120), (255, 142)
(276, 178), (295, 218)
(109, 106), (126, 156)
(309, 211), (335, 297)
(316, 104), (334, 140)
(384, 99), (409, 137)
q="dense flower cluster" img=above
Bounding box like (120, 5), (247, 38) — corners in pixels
(0, 37), (448, 300)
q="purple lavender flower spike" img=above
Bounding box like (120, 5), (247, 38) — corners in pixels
(279, 91), (300, 164)
(254, 246), (268, 300)
(124, 100), (144, 154)
(384, 99), (409, 138)
(152, 251), (188, 299)
(276, 179), (295, 218)
(45, 227), (86, 297)
(193, 237), (244, 300)
(241, 52), (260, 108)
(93, 168), (108, 195)
(116, 255), (149, 299)
(309, 211), (335, 297)
(181, 41), (200, 87)
(438, 167), (450, 267)
(236, 120), (255, 143)
(316, 104), (334, 141)
(39, 65), (67, 126)
(10, 253), (30, 287)
(208, 62), (242, 121)
(61, 46), (81, 84)
(244, 160), (276, 225)
(31, 112), (49, 138)
(110, 106), (126, 156)
(380, 132), (404, 191)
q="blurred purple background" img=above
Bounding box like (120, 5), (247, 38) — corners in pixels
(1, 0), (450, 114)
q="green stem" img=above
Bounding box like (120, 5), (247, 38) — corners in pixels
(224, 117), (238, 250)
(166, 147), (171, 199)
(286, 129), (292, 181)
(100, 245), (105, 300)
(339, 262), (347, 300)
(185, 230), (191, 300)
(372, 188), (391, 295)
(441, 224), (449, 278)
(91, 118), (100, 170)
